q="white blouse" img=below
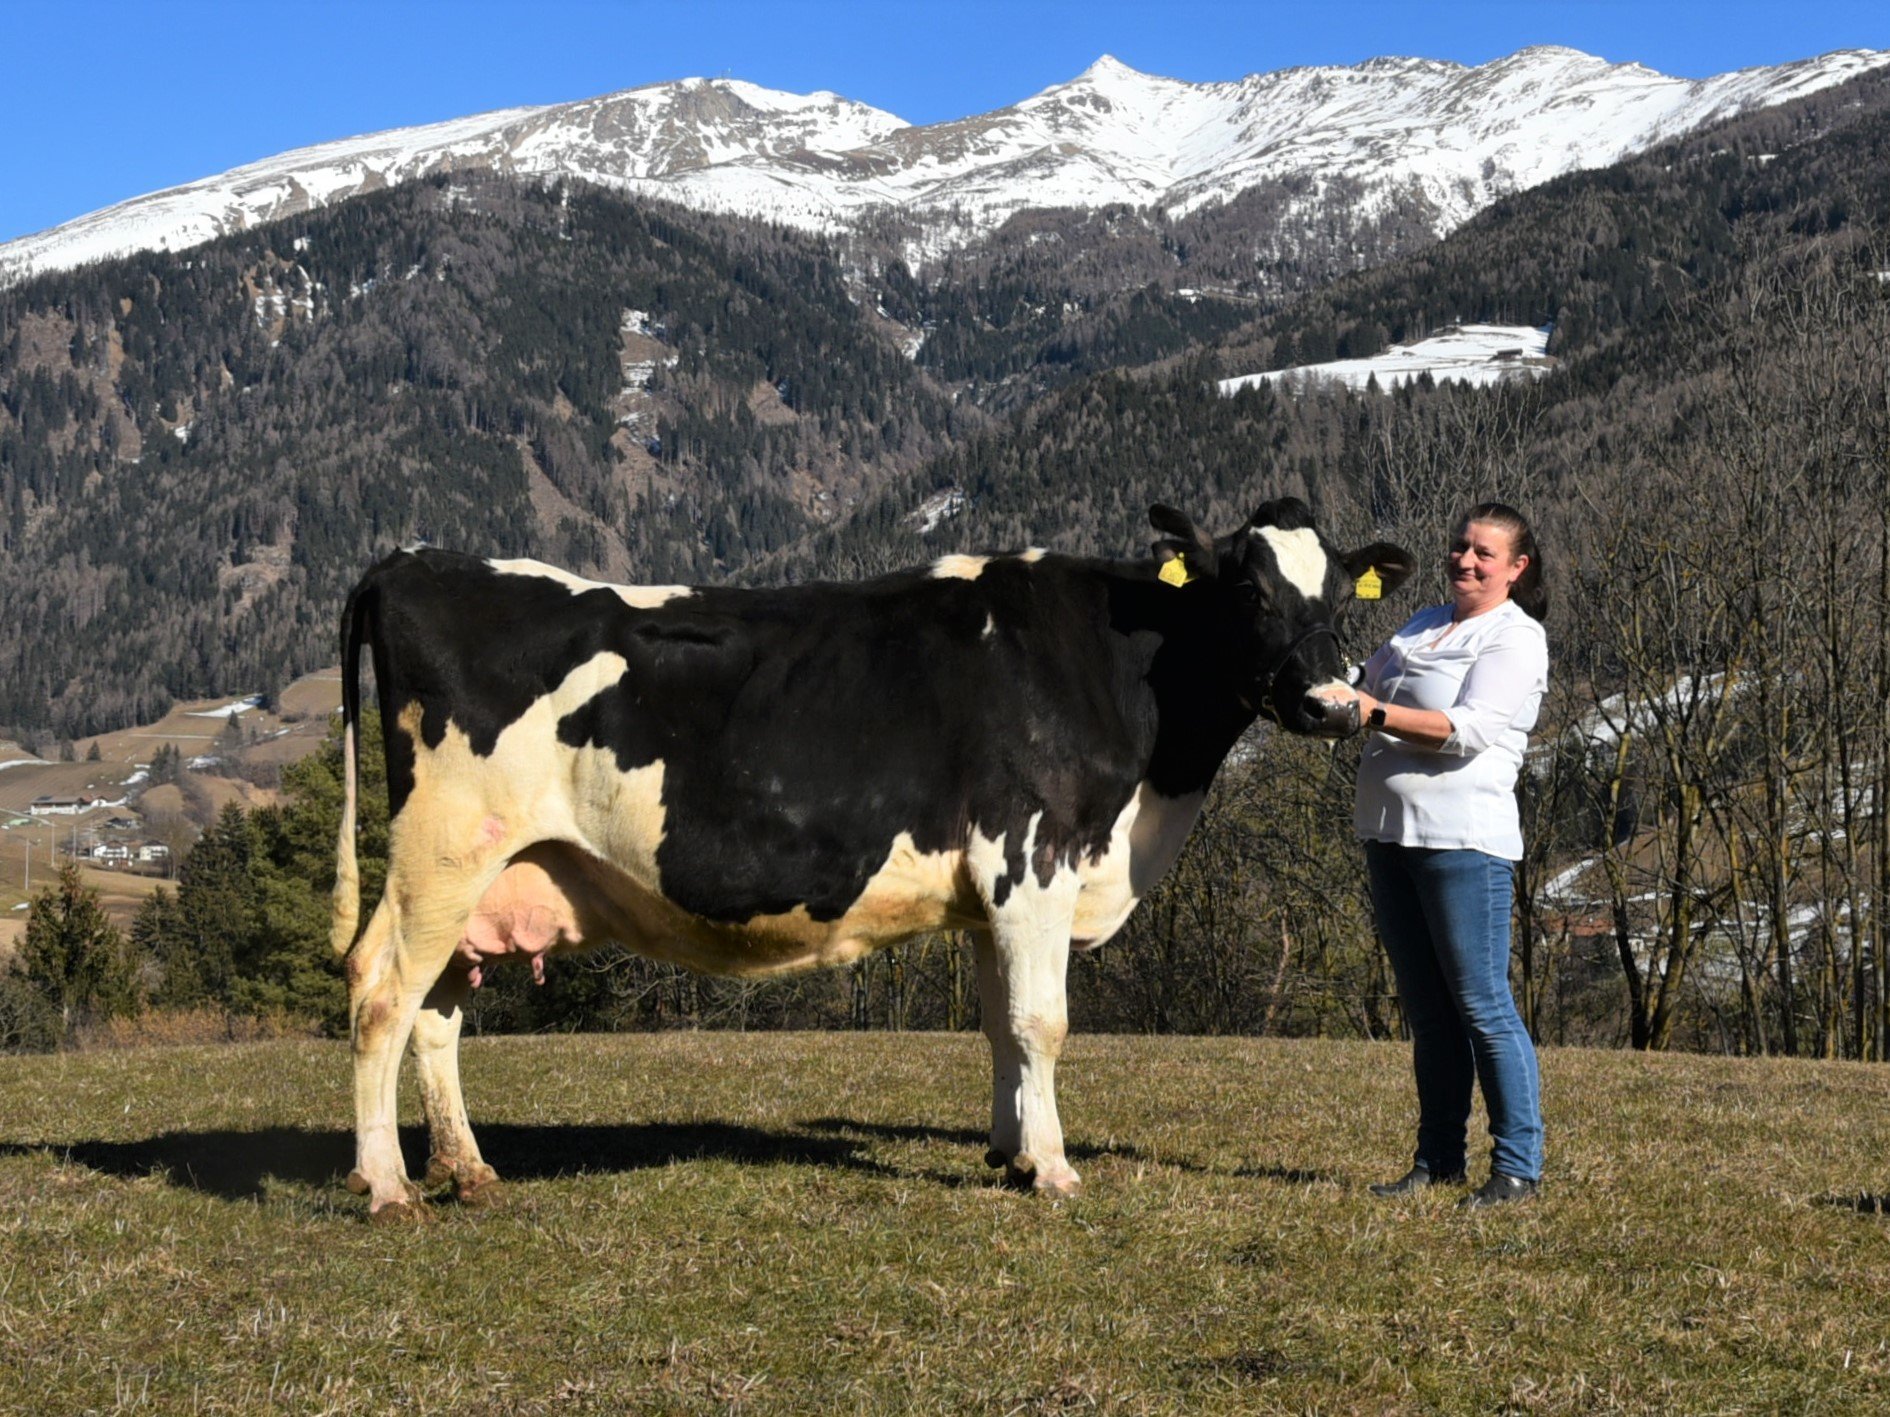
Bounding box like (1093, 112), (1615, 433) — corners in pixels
(1352, 598), (1549, 860)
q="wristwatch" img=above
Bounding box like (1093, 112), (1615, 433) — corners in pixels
(1367, 704), (1388, 731)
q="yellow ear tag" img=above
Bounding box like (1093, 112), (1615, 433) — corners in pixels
(1159, 558), (1193, 588)
(1355, 566), (1383, 601)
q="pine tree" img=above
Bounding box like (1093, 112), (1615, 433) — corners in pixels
(153, 803), (255, 1006)
(19, 861), (141, 1041)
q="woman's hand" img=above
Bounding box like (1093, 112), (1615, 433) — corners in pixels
(1314, 683), (1378, 716)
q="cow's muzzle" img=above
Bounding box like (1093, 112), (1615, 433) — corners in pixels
(1300, 692), (1361, 739)
(1244, 622), (1348, 732)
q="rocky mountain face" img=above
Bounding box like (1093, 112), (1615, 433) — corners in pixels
(5, 46), (1886, 285)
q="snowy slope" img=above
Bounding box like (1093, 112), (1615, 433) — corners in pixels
(1220, 323), (1556, 394)
(0, 80), (907, 285)
(4, 46), (1886, 286)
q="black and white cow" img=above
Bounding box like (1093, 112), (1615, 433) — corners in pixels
(330, 498), (1412, 1218)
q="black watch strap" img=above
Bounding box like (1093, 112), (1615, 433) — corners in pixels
(1367, 704), (1388, 730)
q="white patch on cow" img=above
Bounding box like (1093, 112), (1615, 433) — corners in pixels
(1018, 547), (1047, 563)
(1254, 526), (1329, 600)
(965, 822), (1011, 898)
(568, 753), (667, 887)
(486, 557), (691, 610)
(403, 650), (634, 855)
(536, 819), (974, 979)
(983, 613), (997, 639)
(1070, 783), (1206, 945)
(930, 554), (991, 581)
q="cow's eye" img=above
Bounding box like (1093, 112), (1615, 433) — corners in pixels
(1235, 580), (1263, 606)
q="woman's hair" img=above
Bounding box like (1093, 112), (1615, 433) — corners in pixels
(1458, 502), (1548, 622)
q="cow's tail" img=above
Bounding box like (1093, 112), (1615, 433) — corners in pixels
(330, 578), (372, 957)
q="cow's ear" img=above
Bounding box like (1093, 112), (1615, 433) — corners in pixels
(1149, 504), (1213, 553)
(1340, 542), (1416, 601)
(1150, 538), (1214, 587)
(1148, 505), (1218, 587)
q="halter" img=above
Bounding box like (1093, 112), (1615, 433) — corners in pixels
(1238, 620), (1345, 725)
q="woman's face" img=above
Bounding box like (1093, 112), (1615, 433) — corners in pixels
(1446, 519), (1527, 616)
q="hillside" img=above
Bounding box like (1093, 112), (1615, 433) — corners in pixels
(0, 671), (343, 945)
(5, 55), (1890, 1065)
(0, 182), (972, 735)
(767, 64), (1890, 575)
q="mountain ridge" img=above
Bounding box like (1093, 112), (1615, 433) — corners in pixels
(6, 46), (1886, 285)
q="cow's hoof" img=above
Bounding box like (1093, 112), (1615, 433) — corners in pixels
(423, 1156), (457, 1190)
(1032, 1169), (1082, 1200)
(455, 1176), (506, 1209)
(993, 1151), (1080, 1198)
(367, 1199), (434, 1226)
(351, 1169), (428, 1211)
(985, 1148), (1009, 1170)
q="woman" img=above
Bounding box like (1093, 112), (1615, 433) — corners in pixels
(1324, 503), (1549, 1208)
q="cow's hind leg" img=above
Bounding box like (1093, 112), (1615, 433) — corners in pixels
(975, 881), (1082, 1198)
(411, 968), (503, 1206)
(346, 864), (497, 1221)
(345, 897), (427, 1219)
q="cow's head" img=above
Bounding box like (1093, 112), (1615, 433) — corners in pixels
(1149, 498), (1413, 737)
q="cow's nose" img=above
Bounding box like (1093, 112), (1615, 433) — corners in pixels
(1301, 692), (1360, 738)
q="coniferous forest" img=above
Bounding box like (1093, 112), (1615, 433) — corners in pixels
(7, 66), (1890, 1056)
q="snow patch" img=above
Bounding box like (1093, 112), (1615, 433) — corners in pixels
(909, 488), (966, 534)
(185, 695), (265, 719)
(1221, 323), (1555, 396)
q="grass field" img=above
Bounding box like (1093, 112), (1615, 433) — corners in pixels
(5, 1032), (1890, 1414)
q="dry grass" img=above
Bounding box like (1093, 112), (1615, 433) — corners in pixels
(74, 1006), (325, 1051)
(3, 1033), (1890, 1414)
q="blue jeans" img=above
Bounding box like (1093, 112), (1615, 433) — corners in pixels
(1365, 841), (1543, 1182)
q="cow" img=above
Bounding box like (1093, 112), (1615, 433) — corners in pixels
(329, 497), (1413, 1219)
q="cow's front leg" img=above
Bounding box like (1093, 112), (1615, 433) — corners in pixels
(411, 967), (502, 1206)
(975, 889), (1081, 1198)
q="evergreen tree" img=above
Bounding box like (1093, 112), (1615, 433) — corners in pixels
(153, 803), (255, 1006)
(149, 742), (182, 786)
(131, 712), (382, 1031)
(19, 861), (141, 1041)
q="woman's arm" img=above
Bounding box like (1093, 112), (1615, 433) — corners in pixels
(1348, 691), (1454, 748)
(1316, 678), (1454, 746)
(1320, 618), (1545, 752)
(1429, 625), (1547, 755)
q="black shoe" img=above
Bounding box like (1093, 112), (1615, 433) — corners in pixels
(1369, 1164), (1466, 1197)
(1458, 1173), (1538, 1209)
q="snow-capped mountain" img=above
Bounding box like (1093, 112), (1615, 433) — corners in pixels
(5, 45), (1886, 286)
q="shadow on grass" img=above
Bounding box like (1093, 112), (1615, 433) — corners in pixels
(1814, 1190), (1890, 1215)
(799, 1116), (1217, 1177)
(0, 1119), (920, 1203)
(10, 1115), (1285, 1205)
(1232, 1163), (1334, 1185)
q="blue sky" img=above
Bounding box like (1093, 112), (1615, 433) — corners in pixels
(3, 0), (1885, 246)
